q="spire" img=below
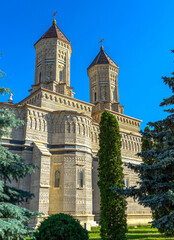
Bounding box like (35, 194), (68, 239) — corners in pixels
(87, 45), (118, 70)
(34, 14), (70, 46)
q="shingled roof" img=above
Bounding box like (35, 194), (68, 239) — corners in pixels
(34, 20), (70, 46)
(87, 46), (118, 70)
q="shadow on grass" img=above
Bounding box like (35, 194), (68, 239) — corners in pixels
(89, 239), (101, 240)
(128, 230), (158, 234)
(127, 234), (167, 239)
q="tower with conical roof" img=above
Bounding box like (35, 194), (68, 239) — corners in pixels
(87, 45), (124, 114)
(30, 18), (74, 97)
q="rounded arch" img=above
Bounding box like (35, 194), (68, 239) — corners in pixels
(39, 72), (41, 83)
(72, 122), (75, 133)
(55, 170), (60, 188)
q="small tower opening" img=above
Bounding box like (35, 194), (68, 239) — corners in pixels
(94, 92), (97, 102)
(112, 91), (114, 101)
(39, 72), (42, 83)
(79, 171), (83, 188)
(59, 71), (62, 81)
(55, 170), (60, 187)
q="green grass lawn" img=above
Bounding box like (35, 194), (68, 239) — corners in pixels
(89, 225), (174, 240)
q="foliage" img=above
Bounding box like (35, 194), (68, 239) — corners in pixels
(34, 213), (89, 240)
(0, 60), (39, 239)
(0, 53), (10, 95)
(112, 51), (174, 236)
(98, 110), (127, 240)
(141, 126), (154, 164)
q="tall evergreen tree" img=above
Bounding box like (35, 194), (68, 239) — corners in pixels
(113, 51), (174, 236)
(98, 110), (127, 240)
(0, 61), (39, 239)
(141, 126), (154, 164)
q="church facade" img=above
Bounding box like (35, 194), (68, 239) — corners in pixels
(0, 19), (151, 230)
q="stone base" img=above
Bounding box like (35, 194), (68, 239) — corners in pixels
(73, 214), (97, 231)
(127, 214), (152, 226)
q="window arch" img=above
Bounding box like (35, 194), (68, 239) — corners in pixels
(124, 178), (129, 188)
(72, 122), (75, 133)
(39, 72), (42, 83)
(82, 124), (85, 135)
(77, 123), (80, 134)
(67, 122), (70, 133)
(112, 91), (114, 101)
(59, 71), (62, 81)
(94, 92), (97, 102)
(55, 170), (60, 188)
(79, 171), (83, 188)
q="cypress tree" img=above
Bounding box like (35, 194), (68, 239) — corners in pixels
(0, 61), (39, 239)
(98, 110), (127, 240)
(113, 51), (174, 236)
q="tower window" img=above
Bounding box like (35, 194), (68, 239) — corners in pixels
(79, 171), (83, 188)
(59, 71), (62, 81)
(124, 179), (129, 188)
(94, 92), (97, 102)
(55, 170), (60, 188)
(39, 72), (41, 83)
(112, 91), (114, 101)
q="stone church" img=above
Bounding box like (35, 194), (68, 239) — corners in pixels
(0, 18), (151, 229)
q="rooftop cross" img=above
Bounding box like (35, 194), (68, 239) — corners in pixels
(52, 10), (58, 25)
(99, 37), (104, 50)
(52, 10), (58, 20)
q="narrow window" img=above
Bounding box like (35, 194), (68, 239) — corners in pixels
(67, 122), (70, 133)
(94, 92), (97, 102)
(124, 179), (128, 188)
(39, 72), (42, 83)
(55, 170), (60, 187)
(72, 122), (75, 133)
(59, 71), (62, 81)
(79, 171), (83, 188)
(112, 91), (114, 101)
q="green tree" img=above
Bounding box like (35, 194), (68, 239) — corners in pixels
(113, 51), (174, 236)
(0, 60), (38, 239)
(34, 213), (89, 240)
(98, 110), (127, 240)
(141, 126), (154, 164)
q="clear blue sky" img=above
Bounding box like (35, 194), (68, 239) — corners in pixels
(0, 0), (174, 130)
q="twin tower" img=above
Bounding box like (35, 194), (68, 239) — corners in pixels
(31, 19), (124, 114)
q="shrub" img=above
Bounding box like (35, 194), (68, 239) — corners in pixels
(34, 213), (89, 240)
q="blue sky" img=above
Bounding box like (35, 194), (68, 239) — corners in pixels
(0, 0), (174, 130)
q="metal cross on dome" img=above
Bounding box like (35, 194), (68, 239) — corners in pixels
(52, 10), (58, 20)
(99, 37), (104, 47)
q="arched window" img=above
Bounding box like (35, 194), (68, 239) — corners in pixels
(82, 125), (85, 135)
(124, 179), (129, 188)
(67, 122), (70, 133)
(59, 71), (62, 81)
(112, 91), (114, 101)
(39, 72), (42, 83)
(94, 92), (97, 102)
(91, 132), (93, 142)
(79, 171), (83, 188)
(72, 122), (75, 133)
(77, 123), (80, 134)
(35, 118), (37, 130)
(55, 170), (60, 187)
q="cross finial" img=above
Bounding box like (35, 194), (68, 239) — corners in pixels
(99, 37), (104, 50)
(52, 10), (58, 25)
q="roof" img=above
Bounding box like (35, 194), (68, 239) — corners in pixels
(87, 46), (118, 70)
(34, 20), (70, 46)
